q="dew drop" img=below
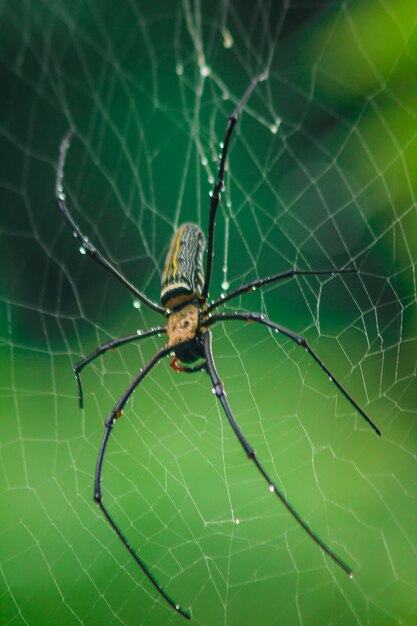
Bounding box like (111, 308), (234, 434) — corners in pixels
(200, 64), (211, 77)
(269, 484), (275, 493)
(136, 329), (143, 336)
(235, 518), (240, 525)
(208, 176), (214, 184)
(222, 91), (229, 100)
(328, 376), (333, 382)
(175, 64), (184, 76)
(201, 156), (208, 166)
(176, 604), (180, 610)
(222, 28), (233, 49)
(349, 572), (354, 580)
(133, 300), (141, 310)
(269, 118), (282, 134)
(221, 280), (229, 290)
(79, 246), (86, 255)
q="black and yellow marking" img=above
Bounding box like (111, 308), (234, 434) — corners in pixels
(161, 223), (205, 309)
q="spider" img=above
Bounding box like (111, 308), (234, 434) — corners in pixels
(56, 74), (381, 620)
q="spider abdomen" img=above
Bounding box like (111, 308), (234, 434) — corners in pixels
(161, 223), (205, 309)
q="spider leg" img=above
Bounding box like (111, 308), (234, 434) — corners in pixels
(74, 326), (166, 408)
(94, 343), (191, 620)
(56, 130), (166, 317)
(170, 356), (207, 373)
(201, 72), (267, 300)
(207, 312), (381, 436)
(202, 329), (352, 577)
(208, 268), (357, 312)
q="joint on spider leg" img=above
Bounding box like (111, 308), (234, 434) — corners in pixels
(105, 410), (123, 428)
(211, 382), (225, 397)
(211, 180), (223, 200)
(244, 443), (255, 460)
(93, 482), (103, 504)
(73, 364), (84, 408)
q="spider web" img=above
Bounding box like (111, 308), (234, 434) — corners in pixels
(1, 1), (417, 625)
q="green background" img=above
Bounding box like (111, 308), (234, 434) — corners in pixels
(1, 1), (417, 625)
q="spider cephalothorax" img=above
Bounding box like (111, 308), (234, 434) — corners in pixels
(56, 73), (380, 621)
(166, 301), (207, 369)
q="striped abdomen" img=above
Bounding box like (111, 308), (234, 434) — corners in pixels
(161, 223), (205, 309)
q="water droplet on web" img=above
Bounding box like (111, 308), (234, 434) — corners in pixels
(136, 329), (143, 335)
(328, 376), (333, 382)
(269, 118), (281, 134)
(175, 64), (183, 76)
(200, 64), (211, 77)
(176, 604), (180, 610)
(222, 28), (233, 49)
(222, 91), (229, 100)
(208, 176), (214, 184)
(201, 156), (208, 166)
(234, 518), (240, 525)
(269, 484), (275, 493)
(221, 281), (229, 290)
(349, 572), (354, 580)
(133, 300), (141, 310)
(79, 246), (86, 255)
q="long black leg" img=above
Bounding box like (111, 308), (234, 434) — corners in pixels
(74, 326), (166, 408)
(206, 312), (381, 436)
(201, 72), (267, 300)
(56, 130), (166, 317)
(202, 330), (352, 576)
(208, 268), (357, 312)
(94, 344), (191, 620)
